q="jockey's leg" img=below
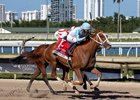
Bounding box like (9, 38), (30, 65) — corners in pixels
(66, 43), (77, 57)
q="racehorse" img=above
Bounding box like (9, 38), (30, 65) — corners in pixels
(11, 29), (111, 94)
(42, 29), (111, 94)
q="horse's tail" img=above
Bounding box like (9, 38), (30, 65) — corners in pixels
(10, 51), (34, 64)
(10, 44), (49, 64)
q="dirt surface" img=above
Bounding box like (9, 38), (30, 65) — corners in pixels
(0, 79), (140, 100)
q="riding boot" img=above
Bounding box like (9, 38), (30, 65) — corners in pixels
(66, 43), (77, 57)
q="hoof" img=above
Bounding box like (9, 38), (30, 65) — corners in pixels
(34, 89), (38, 93)
(83, 84), (87, 90)
(26, 88), (30, 92)
(90, 85), (95, 89)
(75, 90), (80, 94)
(51, 90), (57, 95)
(63, 86), (67, 91)
(90, 84), (99, 90)
(94, 87), (99, 91)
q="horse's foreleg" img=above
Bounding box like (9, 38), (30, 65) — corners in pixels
(26, 67), (41, 92)
(90, 68), (102, 89)
(82, 72), (93, 90)
(63, 70), (79, 93)
(40, 66), (56, 94)
(84, 72), (95, 85)
(73, 68), (83, 85)
(57, 70), (79, 94)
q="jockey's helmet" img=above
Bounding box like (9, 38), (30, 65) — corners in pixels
(81, 22), (90, 30)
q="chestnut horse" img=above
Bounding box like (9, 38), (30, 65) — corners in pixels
(11, 29), (111, 94)
(42, 29), (111, 94)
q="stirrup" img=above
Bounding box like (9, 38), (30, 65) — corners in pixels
(67, 53), (73, 57)
(66, 51), (73, 57)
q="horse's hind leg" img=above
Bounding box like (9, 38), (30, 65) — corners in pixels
(90, 68), (102, 90)
(26, 67), (41, 92)
(39, 64), (56, 94)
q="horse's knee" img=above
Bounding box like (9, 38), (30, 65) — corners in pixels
(42, 73), (47, 78)
(51, 73), (56, 78)
(51, 66), (57, 77)
(51, 71), (57, 78)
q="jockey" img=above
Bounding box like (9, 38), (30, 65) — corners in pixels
(53, 26), (76, 51)
(66, 22), (91, 57)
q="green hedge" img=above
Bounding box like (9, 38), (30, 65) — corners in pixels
(0, 72), (73, 80)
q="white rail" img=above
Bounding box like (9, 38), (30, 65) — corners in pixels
(0, 41), (140, 57)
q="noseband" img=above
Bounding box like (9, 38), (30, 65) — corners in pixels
(90, 32), (109, 46)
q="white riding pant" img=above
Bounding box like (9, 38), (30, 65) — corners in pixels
(67, 35), (76, 43)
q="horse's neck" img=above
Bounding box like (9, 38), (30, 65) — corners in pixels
(87, 39), (99, 57)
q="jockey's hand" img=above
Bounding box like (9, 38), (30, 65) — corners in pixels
(77, 37), (86, 42)
(76, 37), (86, 44)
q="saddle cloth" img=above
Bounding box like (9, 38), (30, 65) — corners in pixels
(53, 39), (71, 60)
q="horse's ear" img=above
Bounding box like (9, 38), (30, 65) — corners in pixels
(94, 28), (100, 33)
(94, 28), (103, 33)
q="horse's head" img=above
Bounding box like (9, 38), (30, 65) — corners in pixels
(90, 30), (111, 49)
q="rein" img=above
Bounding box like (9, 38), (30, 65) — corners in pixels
(90, 32), (108, 46)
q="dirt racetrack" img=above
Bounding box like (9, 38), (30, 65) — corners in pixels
(0, 79), (140, 100)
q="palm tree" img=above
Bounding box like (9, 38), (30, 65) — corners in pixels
(114, 0), (124, 40)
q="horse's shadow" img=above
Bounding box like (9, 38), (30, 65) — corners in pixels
(56, 90), (140, 100)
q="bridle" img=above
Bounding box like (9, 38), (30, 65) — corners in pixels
(90, 32), (110, 46)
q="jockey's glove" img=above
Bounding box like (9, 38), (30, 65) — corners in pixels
(77, 37), (86, 42)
